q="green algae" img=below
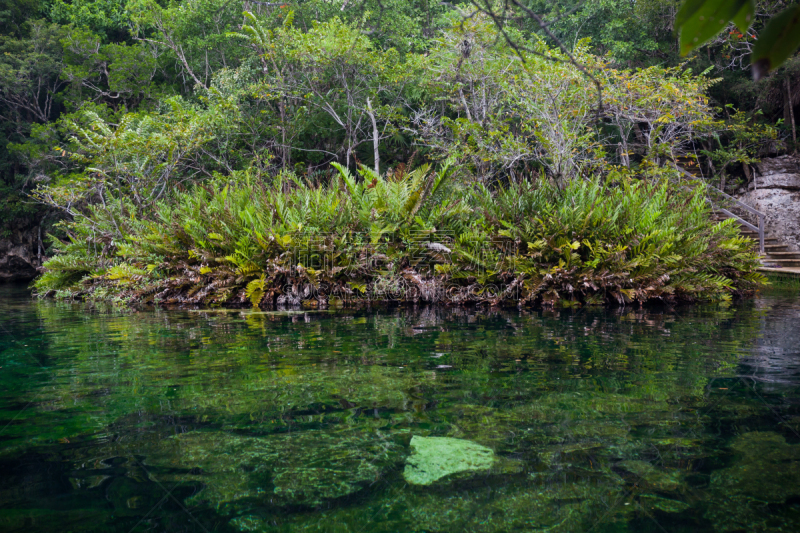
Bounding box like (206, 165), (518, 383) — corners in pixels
(638, 494), (691, 514)
(617, 460), (684, 491)
(403, 436), (497, 485)
(145, 429), (401, 509)
(704, 432), (800, 532)
(229, 478), (632, 533)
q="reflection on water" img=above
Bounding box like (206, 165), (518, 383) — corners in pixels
(1, 283), (799, 532)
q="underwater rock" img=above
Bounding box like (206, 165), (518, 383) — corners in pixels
(469, 482), (633, 532)
(711, 431), (800, 502)
(704, 431), (800, 532)
(244, 478), (632, 533)
(146, 429), (399, 509)
(272, 460), (381, 506)
(445, 404), (522, 449)
(617, 460), (683, 491)
(638, 494), (691, 513)
(403, 436), (496, 485)
(229, 515), (269, 531)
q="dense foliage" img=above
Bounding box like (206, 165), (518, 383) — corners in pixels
(33, 164), (763, 306)
(0, 0), (790, 303)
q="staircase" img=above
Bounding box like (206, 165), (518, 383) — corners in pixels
(673, 159), (800, 272)
(712, 212), (800, 267)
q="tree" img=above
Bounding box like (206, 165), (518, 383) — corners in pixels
(0, 20), (68, 234)
(701, 108), (781, 189)
(60, 26), (161, 110)
(238, 13), (406, 170)
(0, 21), (67, 126)
(127, 0), (247, 91)
(602, 64), (718, 164)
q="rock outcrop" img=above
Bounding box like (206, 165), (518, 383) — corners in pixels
(740, 155), (800, 252)
(0, 223), (42, 282)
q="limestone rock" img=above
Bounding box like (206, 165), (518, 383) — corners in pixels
(617, 460), (683, 491)
(751, 173), (800, 190)
(710, 431), (800, 502)
(230, 479), (631, 533)
(403, 436), (496, 485)
(638, 494), (691, 514)
(756, 154), (800, 178)
(0, 225), (41, 282)
(739, 155), (800, 252)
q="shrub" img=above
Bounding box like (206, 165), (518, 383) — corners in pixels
(33, 164), (764, 308)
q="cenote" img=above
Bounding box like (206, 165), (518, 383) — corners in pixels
(1, 283), (800, 533)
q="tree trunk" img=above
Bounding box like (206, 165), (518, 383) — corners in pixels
(459, 88), (472, 122)
(617, 125), (630, 167)
(280, 98), (289, 170)
(367, 97), (380, 176)
(632, 122), (646, 147)
(787, 78), (797, 147)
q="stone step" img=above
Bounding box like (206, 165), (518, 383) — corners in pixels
(742, 236), (779, 244)
(765, 252), (800, 258)
(762, 259), (800, 267)
(740, 232), (776, 240)
(710, 214), (794, 255)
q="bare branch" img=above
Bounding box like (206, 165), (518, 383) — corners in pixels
(467, 0), (604, 119)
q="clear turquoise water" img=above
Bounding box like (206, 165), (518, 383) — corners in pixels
(1, 283), (800, 532)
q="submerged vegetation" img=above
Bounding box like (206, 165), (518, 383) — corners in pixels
(3, 285), (800, 531)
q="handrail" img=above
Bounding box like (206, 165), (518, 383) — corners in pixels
(717, 207), (759, 233)
(674, 165), (766, 255)
(674, 165), (766, 218)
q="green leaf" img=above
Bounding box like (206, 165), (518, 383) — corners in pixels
(732, 0), (755, 33)
(677, 0), (749, 56)
(751, 4), (800, 80)
(676, 0), (709, 28)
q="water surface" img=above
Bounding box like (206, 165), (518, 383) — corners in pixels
(1, 284), (800, 532)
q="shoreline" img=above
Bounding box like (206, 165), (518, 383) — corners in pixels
(31, 269), (761, 310)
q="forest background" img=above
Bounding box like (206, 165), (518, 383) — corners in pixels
(1, 0), (798, 306)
